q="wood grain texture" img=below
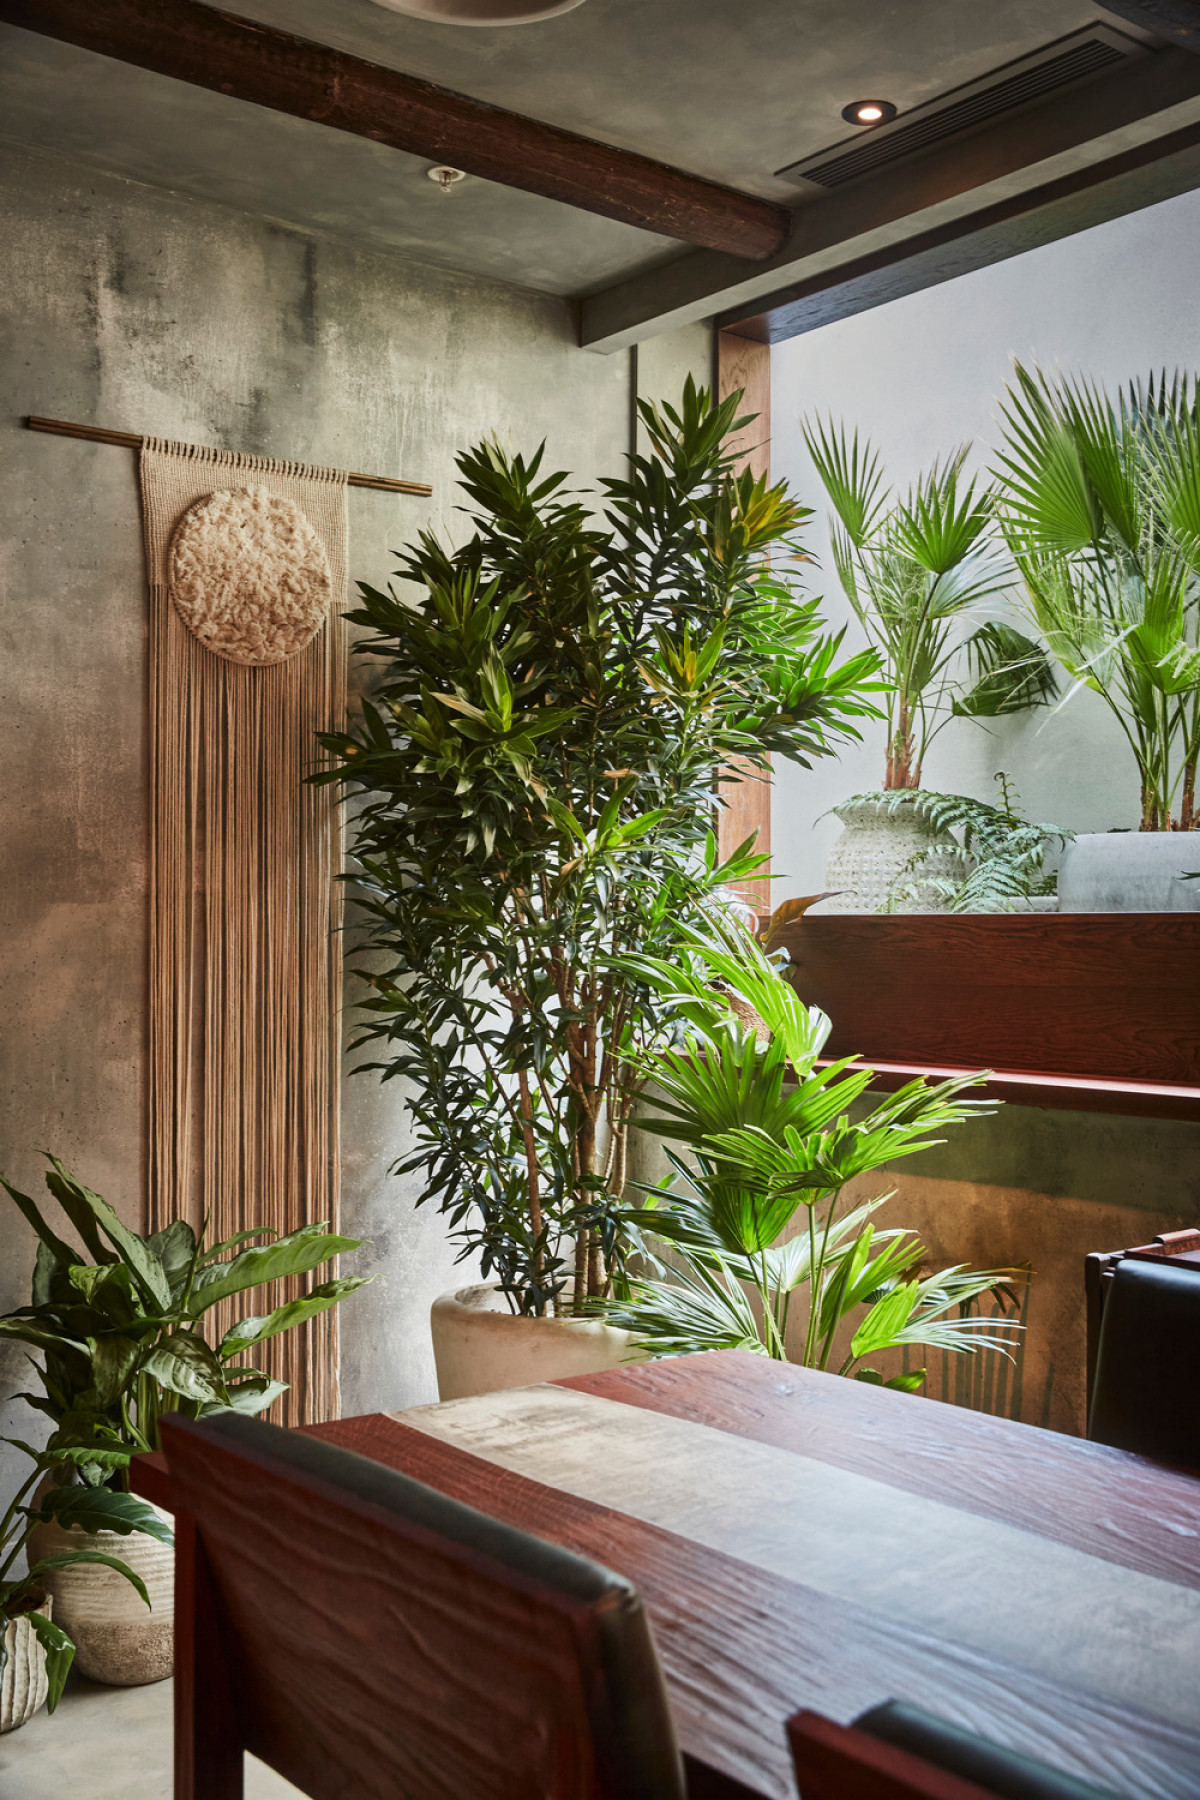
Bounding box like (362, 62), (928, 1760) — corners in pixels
(313, 1408), (1200, 1800)
(787, 1712), (996, 1800)
(776, 914), (1200, 1095)
(559, 1354), (1200, 1590)
(715, 331), (771, 909)
(161, 1415), (687, 1800)
(0, 0), (789, 259)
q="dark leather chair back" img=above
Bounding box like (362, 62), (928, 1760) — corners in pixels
(161, 1412), (686, 1800)
(1088, 1257), (1200, 1467)
(789, 1702), (1118, 1800)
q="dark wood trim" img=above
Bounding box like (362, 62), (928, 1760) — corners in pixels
(0, 0), (789, 260)
(722, 108), (1200, 342)
(1097, 1), (1200, 52)
(813, 1057), (1200, 1122)
(714, 331), (772, 910)
(774, 914), (1200, 1111)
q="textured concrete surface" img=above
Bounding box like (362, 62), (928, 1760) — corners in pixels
(0, 139), (662, 1495)
(0, 1675), (301, 1799)
(0, 1), (1111, 302)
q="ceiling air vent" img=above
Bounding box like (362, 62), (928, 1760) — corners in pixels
(777, 26), (1151, 192)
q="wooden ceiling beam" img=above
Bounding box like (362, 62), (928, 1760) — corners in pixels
(1097, 0), (1200, 51)
(0, 0), (790, 260)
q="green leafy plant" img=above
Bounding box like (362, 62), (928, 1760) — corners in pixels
(316, 380), (882, 1317)
(604, 918), (1022, 1384)
(866, 775), (1072, 912)
(1, 1157), (373, 1483)
(1, 1438), (169, 1714)
(994, 364), (1200, 830)
(804, 420), (1057, 789)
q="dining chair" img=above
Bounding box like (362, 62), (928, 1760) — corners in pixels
(159, 1411), (688, 1800)
(788, 1701), (1120, 1800)
(1087, 1255), (1200, 1467)
(1084, 1226), (1200, 1410)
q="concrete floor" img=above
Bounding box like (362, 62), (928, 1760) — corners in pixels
(0, 1673), (302, 1799)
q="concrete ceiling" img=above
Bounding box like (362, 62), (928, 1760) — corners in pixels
(0, 0), (1189, 329)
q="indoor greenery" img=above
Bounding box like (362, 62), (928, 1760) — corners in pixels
(804, 419), (1058, 788)
(0, 1157), (372, 1486)
(605, 918), (1022, 1384)
(870, 775), (1071, 912)
(1, 1439), (169, 1716)
(994, 363), (1200, 830)
(316, 379), (881, 1316)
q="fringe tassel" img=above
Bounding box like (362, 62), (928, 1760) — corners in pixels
(143, 439), (347, 1426)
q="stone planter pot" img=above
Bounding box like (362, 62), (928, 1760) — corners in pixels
(822, 796), (967, 915)
(431, 1282), (641, 1402)
(1, 1602), (52, 1734)
(28, 1508), (173, 1687)
(1059, 833), (1200, 912)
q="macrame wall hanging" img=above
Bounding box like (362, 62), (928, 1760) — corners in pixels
(140, 441), (349, 1427)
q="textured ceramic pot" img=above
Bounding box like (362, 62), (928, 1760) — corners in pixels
(431, 1282), (641, 1402)
(822, 797), (967, 915)
(0, 1602), (51, 1734)
(28, 1510), (173, 1686)
(1059, 833), (1200, 912)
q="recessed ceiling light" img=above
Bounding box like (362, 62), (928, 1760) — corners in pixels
(841, 99), (898, 126)
(370, 0), (586, 22)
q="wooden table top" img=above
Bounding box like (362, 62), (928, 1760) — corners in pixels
(314, 1352), (1200, 1800)
(132, 1350), (1200, 1798)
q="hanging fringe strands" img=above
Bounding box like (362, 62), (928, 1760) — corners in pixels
(141, 436), (350, 1429)
(26, 415), (433, 496)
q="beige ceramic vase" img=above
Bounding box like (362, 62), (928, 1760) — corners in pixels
(0, 1602), (52, 1733)
(28, 1508), (174, 1686)
(431, 1282), (640, 1401)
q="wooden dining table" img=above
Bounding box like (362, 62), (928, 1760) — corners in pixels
(135, 1349), (1200, 1800)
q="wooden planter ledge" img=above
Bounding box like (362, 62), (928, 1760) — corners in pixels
(774, 914), (1200, 1123)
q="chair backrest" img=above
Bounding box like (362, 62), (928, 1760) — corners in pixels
(1084, 1228), (1200, 1410)
(160, 1412), (686, 1800)
(1088, 1256), (1200, 1467)
(788, 1703), (1119, 1800)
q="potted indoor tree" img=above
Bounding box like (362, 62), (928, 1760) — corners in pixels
(1, 1157), (371, 1684)
(994, 363), (1200, 907)
(1, 1438), (166, 1732)
(803, 418), (1058, 911)
(317, 378), (882, 1398)
(604, 915), (1023, 1382)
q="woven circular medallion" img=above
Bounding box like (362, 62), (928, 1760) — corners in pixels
(168, 486), (331, 665)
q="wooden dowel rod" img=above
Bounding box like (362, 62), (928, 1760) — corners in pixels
(24, 415), (433, 496)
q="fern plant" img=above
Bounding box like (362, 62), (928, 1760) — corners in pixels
(865, 777), (1072, 912)
(603, 918), (1023, 1384)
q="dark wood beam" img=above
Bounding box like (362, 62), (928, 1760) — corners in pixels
(722, 110), (1200, 342)
(1098, 0), (1200, 51)
(0, 0), (790, 261)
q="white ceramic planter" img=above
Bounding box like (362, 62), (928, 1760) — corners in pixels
(431, 1282), (642, 1402)
(822, 796), (966, 915)
(1059, 833), (1200, 912)
(0, 1603), (51, 1734)
(28, 1509), (173, 1687)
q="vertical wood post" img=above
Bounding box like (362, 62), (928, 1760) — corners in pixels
(174, 1513), (244, 1800)
(716, 330), (772, 914)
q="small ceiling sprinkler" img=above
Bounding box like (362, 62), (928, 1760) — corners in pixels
(427, 166), (467, 194)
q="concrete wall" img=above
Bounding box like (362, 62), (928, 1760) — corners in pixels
(768, 186), (1200, 1434)
(0, 138), (711, 1491)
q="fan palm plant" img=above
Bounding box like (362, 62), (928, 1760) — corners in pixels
(604, 919), (1022, 1385)
(993, 363), (1200, 829)
(804, 420), (1057, 788)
